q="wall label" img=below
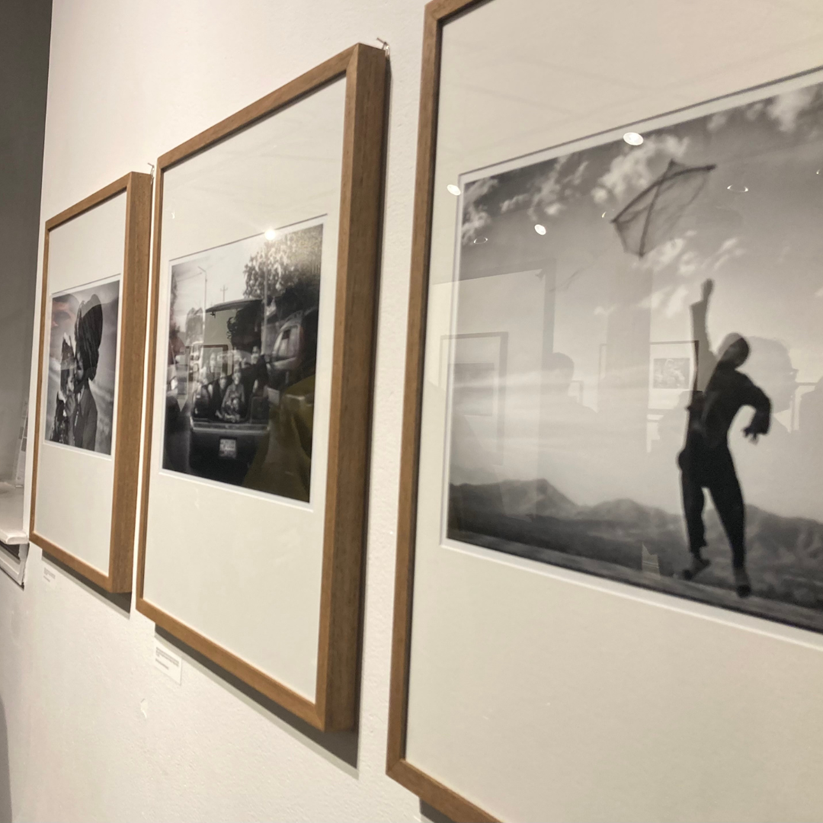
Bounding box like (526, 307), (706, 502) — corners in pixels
(153, 640), (183, 684)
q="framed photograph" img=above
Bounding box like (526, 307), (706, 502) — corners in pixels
(648, 340), (695, 411)
(136, 44), (386, 732)
(30, 173), (152, 593)
(163, 217), (324, 500)
(389, 1), (823, 821)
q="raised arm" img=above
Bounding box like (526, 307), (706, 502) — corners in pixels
(691, 279), (717, 393)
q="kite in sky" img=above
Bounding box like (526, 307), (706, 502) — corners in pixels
(612, 159), (716, 257)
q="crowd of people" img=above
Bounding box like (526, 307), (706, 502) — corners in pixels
(191, 346), (269, 424)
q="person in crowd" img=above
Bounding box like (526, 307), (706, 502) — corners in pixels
(218, 364), (247, 422)
(51, 336), (75, 444)
(193, 361), (220, 419)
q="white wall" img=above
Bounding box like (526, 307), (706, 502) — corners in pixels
(0, 0), (425, 820)
(6, 2), (823, 823)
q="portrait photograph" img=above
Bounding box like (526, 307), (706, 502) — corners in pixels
(444, 76), (823, 632)
(162, 218), (323, 504)
(45, 278), (121, 456)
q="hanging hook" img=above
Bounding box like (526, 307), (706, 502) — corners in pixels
(376, 38), (390, 56)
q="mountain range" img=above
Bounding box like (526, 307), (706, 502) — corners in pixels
(449, 478), (823, 612)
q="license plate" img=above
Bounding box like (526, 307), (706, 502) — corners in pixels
(219, 438), (237, 458)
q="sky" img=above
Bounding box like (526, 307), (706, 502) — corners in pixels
(448, 77), (823, 520)
(170, 232), (267, 331)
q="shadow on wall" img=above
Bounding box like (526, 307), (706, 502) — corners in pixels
(421, 801), (455, 823)
(0, 697), (10, 823)
(156, 628), (360, 772)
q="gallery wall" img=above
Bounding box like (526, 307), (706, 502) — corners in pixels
(1, 0), (422, 820)
(2, 0), (823, 822)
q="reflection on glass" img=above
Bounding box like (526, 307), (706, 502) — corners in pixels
(444, 77), (823, 629)
(163, 220), (323, 503)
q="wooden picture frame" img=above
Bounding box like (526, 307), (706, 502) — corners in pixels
(388, 2), (500, 819)
(30, 172), (152, 594)
(135, 44), (386, 733)
(389, 0), (823, 819)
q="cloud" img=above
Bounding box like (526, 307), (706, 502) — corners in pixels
(658, 235), (746, 281)
(766, 86), (817, 133)
(745, 101), (766, 121)
(592, 134), (689, 205)
(461, 178), (498, 244)
(527, 165), (563, 221)
(500, 193), (529, 213)
(711, 237), (745, 271)
(493, 155), (589, 222)
(461, 204), (492, 244)
(567, 160), (588, 187)
(463, 176), (498, 209)
(638, 286), (669, 310)
(665, 284), (689, 317)
(653, 237), (686, 268)
(677, 250), (701, 278)
(592, 186), (610, 204)
(707, 111), (730, 132)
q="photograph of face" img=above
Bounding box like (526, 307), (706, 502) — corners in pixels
(45, 279), (121, 455)
(445, 76), (823, 631)
(162, 220), (323, 503)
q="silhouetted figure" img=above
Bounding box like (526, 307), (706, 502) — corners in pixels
(678, 279), (771, 597)
(541, 352), (597, 426)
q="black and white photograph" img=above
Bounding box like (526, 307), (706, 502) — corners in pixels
(163, 219), (323, 503)
(445, 76), (823, 632)
(45, 279), (121, 455)
(649, 340), (695, 410)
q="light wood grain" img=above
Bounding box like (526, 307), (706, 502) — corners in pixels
(314, 42), (388, 731)
(108, 172), (152, 591)
(134, 161), (164, 604)
(387, 1), (503, 821)
(43, 175), (134, 231)
(136, 44), (387, 733)
(388, 760), (500, 823)
(30, 172), (153, 594)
